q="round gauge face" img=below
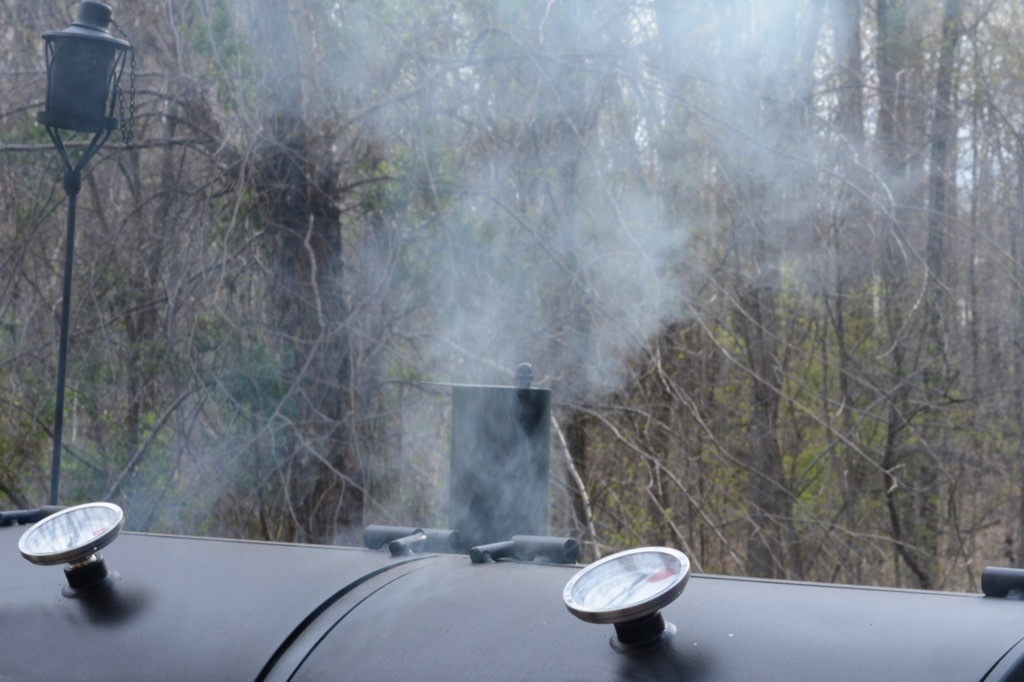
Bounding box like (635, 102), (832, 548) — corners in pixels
(563, 547), (690, 624)
(18, 502), (124, 566)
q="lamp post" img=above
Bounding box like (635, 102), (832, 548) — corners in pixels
(39, 2), (132, 506)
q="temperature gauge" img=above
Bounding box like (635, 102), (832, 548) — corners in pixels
(19, 502), (124, 569)
(563, 547), (689, 653)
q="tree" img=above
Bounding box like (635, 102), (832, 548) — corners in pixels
(3, 0), (1024, 592)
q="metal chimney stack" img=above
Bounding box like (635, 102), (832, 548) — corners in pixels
(449, 364), (550, 547)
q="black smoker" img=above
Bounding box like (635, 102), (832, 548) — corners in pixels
(449, 363), (550, 548)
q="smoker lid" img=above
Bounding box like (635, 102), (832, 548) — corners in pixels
(0, 526), (423, 681)
(288, 558), (1024, 681)
(3, 523), (1024, 681)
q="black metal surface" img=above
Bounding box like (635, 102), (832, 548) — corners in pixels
(4, 522), (1024, 681)
(64, 554), (110, 589)
(469, 534), (579, 564)
(363, 525), (463, 555)
(469, 539), (515, 563)
(612, 610), (671, 650)
(286, 558), (1024, 682)
(0, 505), (63, 526)
(39, 2), (130, 134)
(449, 384), (551, 546)
(987, 637), (1024, 682)
(983, 566), (1024, 598)
(0, 527), (417, 681)
(511, 534), (580, 563)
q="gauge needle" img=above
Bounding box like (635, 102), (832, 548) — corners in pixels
(603, 574), (650, 607)
(602, 565), (679, 607)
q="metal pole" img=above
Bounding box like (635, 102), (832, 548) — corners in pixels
(49, 175), (79, 506)
(45, 126), (109, 506)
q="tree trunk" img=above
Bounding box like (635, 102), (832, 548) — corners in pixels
(876, 0), (941, 589)
(736, 275), (787, 578)
(251, 0), (361, 543)
(827, 0), (867, 582)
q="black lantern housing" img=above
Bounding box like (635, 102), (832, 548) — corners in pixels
(38, 1), (130, 134)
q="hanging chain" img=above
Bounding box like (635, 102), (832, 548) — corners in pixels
(110, 19), (137, 145)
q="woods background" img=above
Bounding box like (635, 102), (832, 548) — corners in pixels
(0, 0), (1019, 591)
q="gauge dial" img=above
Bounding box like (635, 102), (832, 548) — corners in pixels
(563, 547), (690, 624)
(18, 502), (124, 566)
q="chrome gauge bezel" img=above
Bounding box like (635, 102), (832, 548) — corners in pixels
(18, 502), (124, 566)
(562, 547), (690, 625)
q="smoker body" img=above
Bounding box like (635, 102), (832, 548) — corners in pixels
(3, 525), (1024, 681)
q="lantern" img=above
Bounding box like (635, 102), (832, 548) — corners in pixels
(38, 1), (130, 134)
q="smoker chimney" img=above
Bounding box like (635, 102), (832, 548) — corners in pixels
(449, 364), (550, 547)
